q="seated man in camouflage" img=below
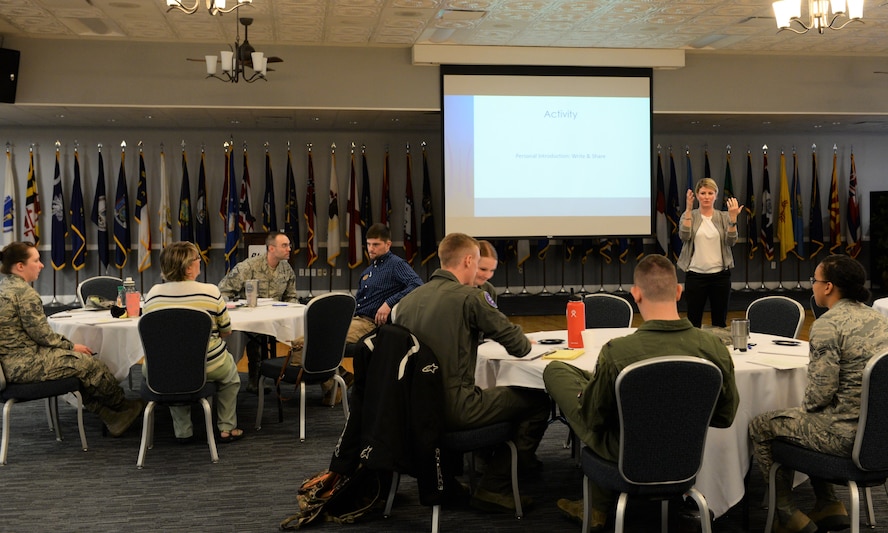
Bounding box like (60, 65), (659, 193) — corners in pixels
(218, 231), (298, 392)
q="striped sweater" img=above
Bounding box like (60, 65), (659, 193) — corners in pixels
(143, 280), (233, 372)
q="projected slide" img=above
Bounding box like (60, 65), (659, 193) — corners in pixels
(442, 67), (653, 238)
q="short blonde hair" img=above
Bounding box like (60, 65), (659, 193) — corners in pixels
(478, 240), (498, 260)
(633, 254), (677, 303)
(159, 241), (199, 282)
(695, 177), (719, 195)
(438, 233), (479, 268)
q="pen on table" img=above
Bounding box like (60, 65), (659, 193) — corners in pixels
(52, 314), (72, 319)
(527, 350), (555, 361)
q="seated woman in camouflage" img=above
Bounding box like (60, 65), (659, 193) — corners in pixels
(0, 241), (143, 437)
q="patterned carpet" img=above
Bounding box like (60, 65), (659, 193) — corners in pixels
(2, 368), (886, 532)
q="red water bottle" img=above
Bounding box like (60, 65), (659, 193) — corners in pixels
(566, 293), (585, 348)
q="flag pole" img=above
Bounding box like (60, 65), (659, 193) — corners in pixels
(578, 256), (588, 295)
(597, 253), (606, 293)
(538, 255), (551, 296)
(518, 261), (529, 296)
(501, 249), (512, 295)
(558, 245), (568, 294)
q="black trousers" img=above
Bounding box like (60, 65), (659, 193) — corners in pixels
(684, 269), (732, 328)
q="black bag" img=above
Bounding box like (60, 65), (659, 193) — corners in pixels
(280, 466), (384, 530)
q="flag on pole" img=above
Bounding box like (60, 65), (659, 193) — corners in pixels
(224, 143), (240, 273)
(327, 146), (341, 267)
(238, 147), (255, 233)
(666, 151), (682, 261)
(517, 239), (531, 268)
(759, 150), (774, 262)
(599, 238), (613, 264)
(745, 151), (758, 260)
(380, 149), (392, 227)
(136, 149), (151, 272)
(809, 148), (824, 258)
(776, 152), (794, 261)
(828, 150), (842, 254)
(703, 149), (711, 180)
(420, 144), (437, 266)
(347, 150), (362, 269)
(722, 149), (734, 208)
(283, 148), (299, 254)
(50, 147), (67, 270)
(538, 238), (550, 260)
(113, 146), (131, 270)
(178, 150), (193, 243)
(655, 151), (667, 255)
(403, 147), (417, 265)
(262, 148), (277, 232)
(70, 149), (86, 271)
(91, 149), (108, 269)
(685, 147), (694, 191)
(360, 147), (373, 263)
(790, 151), (805, 260)
(158, 148), (173, 248)
(2, 148), (15, 247)
(219, 143), (230, 224)
(617, 238), (629, 264)
(24, 148), (40, 245)
(304, 147), (318, 268)
(846, 152), (861, 259)
(195, 150), (211, 263)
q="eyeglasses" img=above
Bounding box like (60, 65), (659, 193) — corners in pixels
(809, 277), (829, 285)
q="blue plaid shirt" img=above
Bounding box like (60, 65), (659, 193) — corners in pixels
(355, 252), (423, 318)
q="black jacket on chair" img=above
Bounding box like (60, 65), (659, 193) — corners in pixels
(330, 324), (445, 505)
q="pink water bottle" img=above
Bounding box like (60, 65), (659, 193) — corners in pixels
(566, 294), (585, 348)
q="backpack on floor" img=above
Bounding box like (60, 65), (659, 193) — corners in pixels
(280, 466), (384, 530)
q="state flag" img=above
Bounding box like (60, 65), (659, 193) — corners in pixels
(70, 149), (86, 271)
(224, 143), (240, 272)
(24, 148), (40, 245)
(846, 152), (861, 258)
(238, 148), (255, 233)
(327, 147), (341, 267)
(283, 148), (299, 254)
(745, 151), (757, 260)
(178, 150), (193, 243)
(655, 152), (667, 256)
(347, 151), (362, 269)
(91, 149), (108, 269)
(403, 148), (417, 265)
(262, 149), (277, 232)
(776, 152), (794, 261)
(136, 149), (151, 272)
(420, 144), (437, 265)
(158, 149), (173, 248)
(2, 148), (16, 246)
(195, 151), (211, 263)
(50, 148), (67, 270)
(790, 151), (805, 260)
(304, 148), (318, 268)
(759, 151), (774, 262)
(809, 149), (824, 258)
(113, 148), (131, 270)
(380, 149), (392, 227)
(828, 151), (842, 254)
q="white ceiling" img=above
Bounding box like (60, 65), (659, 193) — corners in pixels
(2, 0), (888, 131)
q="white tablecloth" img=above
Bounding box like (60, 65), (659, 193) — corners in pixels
(47, 301), (305, 382)
(476, 329), (809, 519)
(873, 297), (888, 318)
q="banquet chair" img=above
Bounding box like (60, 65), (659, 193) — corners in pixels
(764, 351), (888, 533)
(255, 292), (356, 442)
(810, 294), (829, 320)
(746, 296), (805, 339)
(384, 421), (523, 532)
(584, 294), (634, 328)
(0, 362), (88, 465)
(580, 356), (723, 533)
(136, 308), (217, 469)
(76, 275), (123, 308)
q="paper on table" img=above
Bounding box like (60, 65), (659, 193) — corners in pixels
(756, 345), (809, 357)
(543, 349), (584, 360)
(747, 354), (808, 370)
(84, 318), (133, 325)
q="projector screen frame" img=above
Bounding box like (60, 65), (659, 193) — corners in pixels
(440, 64), (655, 241)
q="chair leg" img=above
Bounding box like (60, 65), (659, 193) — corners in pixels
(199, 397), (219, 464)
(255, 376), (265, 430)
(660, 500), (669, 533)
(333, 374), (350, 419)
(765, 462), (780, 533)
(614, 492), (629, 533)
(44, 396), (54, 431)
(384, 471), (400, 517)
(582, 475), (591, 533)
(72, 392), (88, 452)
(845, 480), (861, 533)
(686, 488), (713, 533)
(136, 402), (155, 469)
(128, 366), (134, 391)
(1, 399), (15, 465)
(864, 486), (876, 527)
(431, 504), (440, 533)
(505, 440), (523, 518)
(48, 397), (63, 441)
(299, 382), (306, 442)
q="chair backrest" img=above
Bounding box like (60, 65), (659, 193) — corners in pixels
(584, 294), (634, 329)
(77, 276), (123, 307)
(810, 294), (828, 319)
(138, 308), (213, 395)
(853, 351), (888, 471)
(302, 293), (357, 375)
(615, 356), (722, 485)
(746, 296), (805, 338)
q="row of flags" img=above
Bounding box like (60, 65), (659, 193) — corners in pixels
(653, 146), (863, 265)
(1, 141), (439, 276)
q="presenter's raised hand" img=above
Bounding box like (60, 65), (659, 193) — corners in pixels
(685, 189), (695, 211)
(726, 197), (743, 219)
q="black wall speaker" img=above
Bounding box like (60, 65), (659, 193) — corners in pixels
(0, 48), (20, 104)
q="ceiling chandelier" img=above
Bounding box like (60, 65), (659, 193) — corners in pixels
(772, 0), (863, 34)
(166, 0), (252, 16)
(193, 17), (282, 83)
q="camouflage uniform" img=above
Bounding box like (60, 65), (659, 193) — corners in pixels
(750, 298), (888, 477)
(217, 254), (298, 303)
(0, 274), (128, 413)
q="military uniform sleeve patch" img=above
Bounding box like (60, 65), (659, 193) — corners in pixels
(484, 292), (498, 309)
